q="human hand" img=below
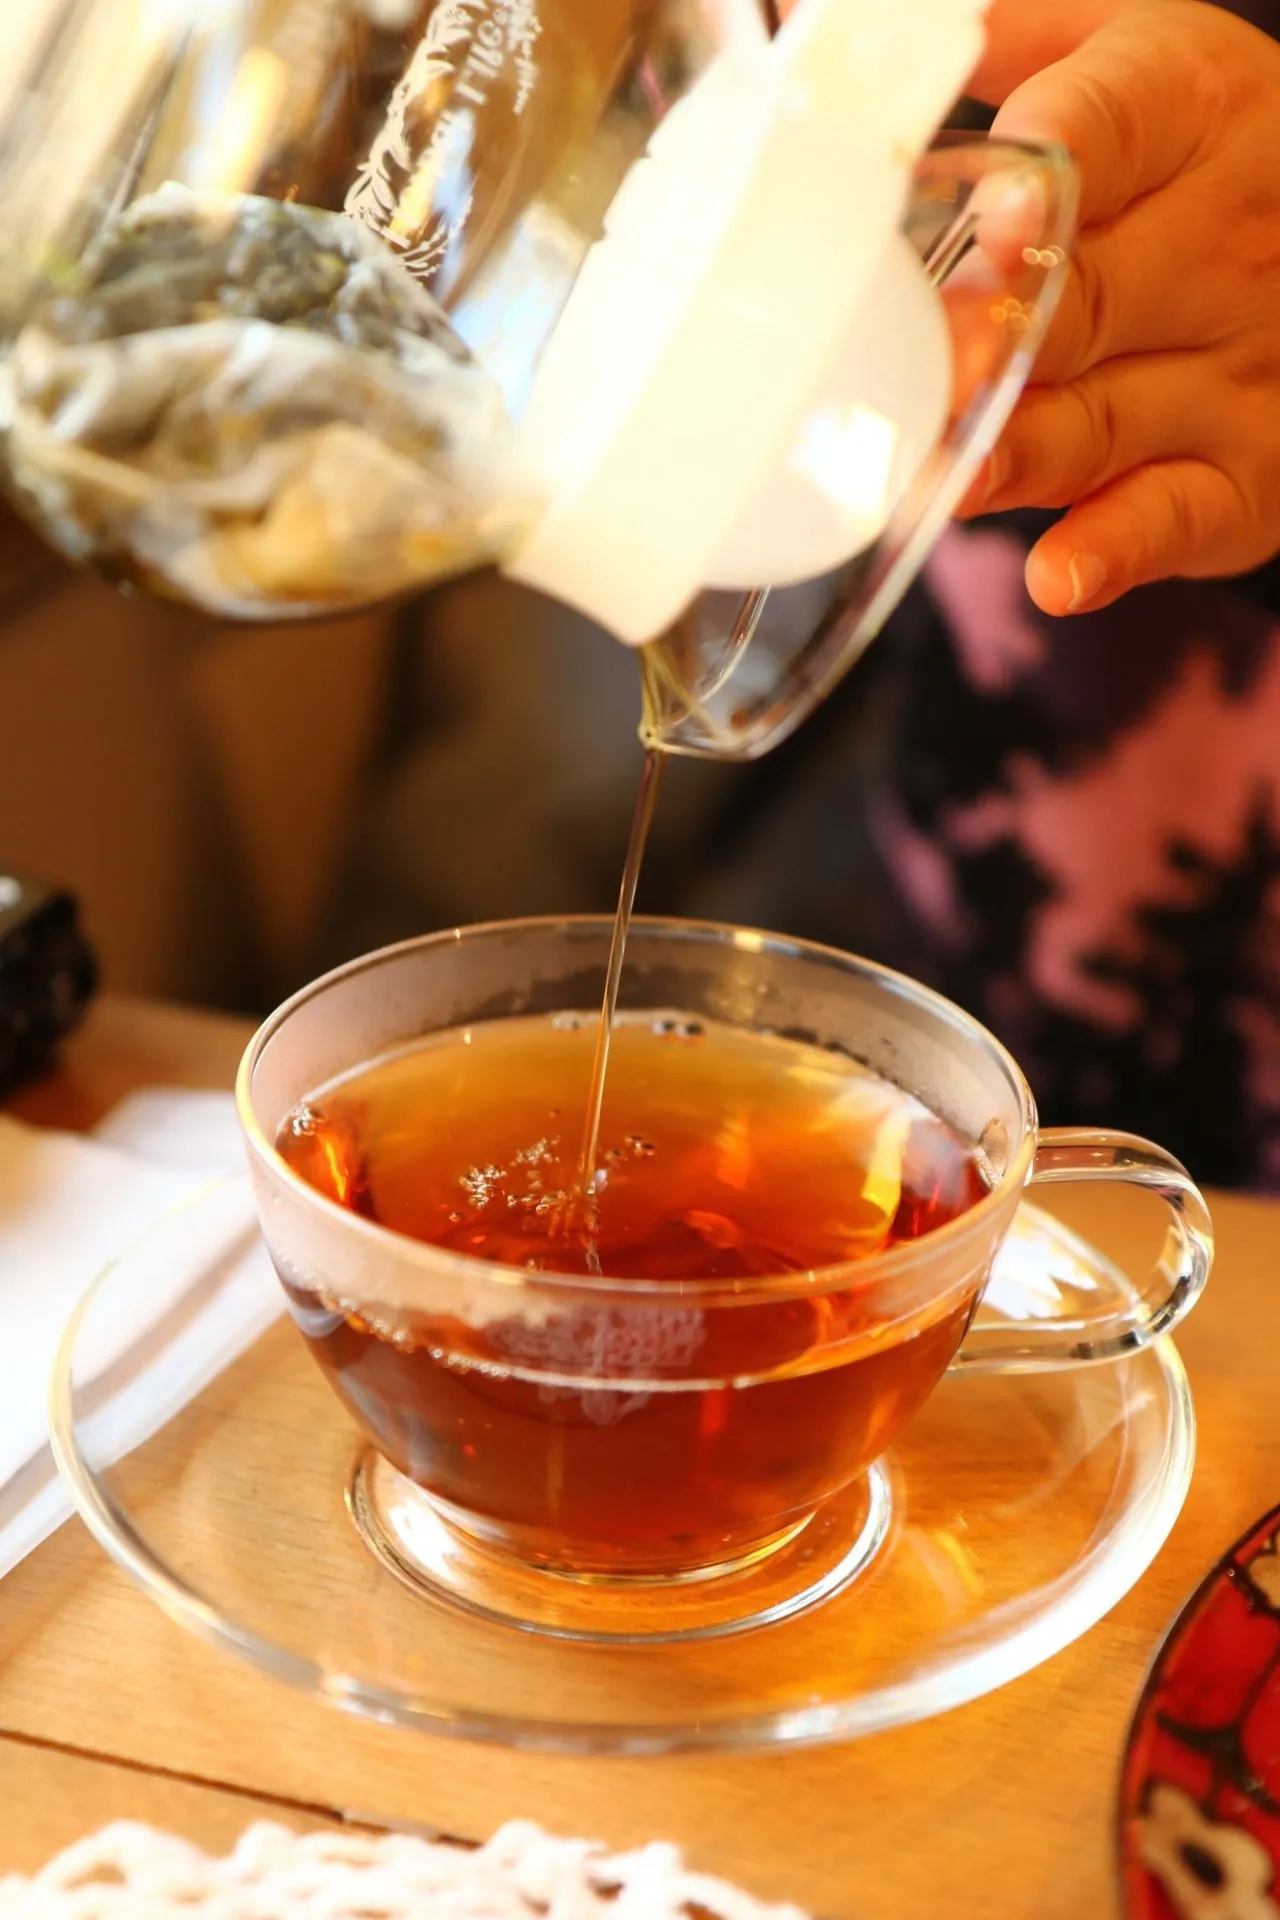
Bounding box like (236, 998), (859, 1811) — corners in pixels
(967, 0), (1280, 614)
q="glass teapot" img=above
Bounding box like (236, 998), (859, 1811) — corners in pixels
(0, 0), (1075, 757)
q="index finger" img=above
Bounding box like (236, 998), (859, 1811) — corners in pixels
(990, 3), (1210, 227)
(967, 0), (1135, 102)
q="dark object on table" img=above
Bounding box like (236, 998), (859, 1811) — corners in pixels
(0, 871), (96, 1095)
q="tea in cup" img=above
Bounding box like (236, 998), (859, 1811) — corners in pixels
(238, 918), (1211, 1634)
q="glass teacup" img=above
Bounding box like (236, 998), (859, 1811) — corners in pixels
(236, 918), (1212, 1640)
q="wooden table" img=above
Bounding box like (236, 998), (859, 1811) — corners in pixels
(2, 994), (1276, 1915)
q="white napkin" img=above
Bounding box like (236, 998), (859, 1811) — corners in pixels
(0, 1091), (283, 1580)
(92, 1086), (248, 1174)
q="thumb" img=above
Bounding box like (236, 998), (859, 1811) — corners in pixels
(968, 0), (1135, 101)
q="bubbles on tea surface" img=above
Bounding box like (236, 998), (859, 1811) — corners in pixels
(458, 1163), (504, 1208)
(3, 185), (520, 620)
(366, 1310), (415, 1351)
(455, 1130), (570, 1234)
(624, 1134), (657, 1159)
(278, 1097), (375, 1217)
(512, 1137), (557, 1169)
(652, 1017), (705, 1041)
(550, 1013), (589, 1032)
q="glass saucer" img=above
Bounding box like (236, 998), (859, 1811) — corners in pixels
(50, 1182), (1194, 1756)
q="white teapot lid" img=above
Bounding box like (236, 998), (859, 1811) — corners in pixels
(504, 0), (985, 643)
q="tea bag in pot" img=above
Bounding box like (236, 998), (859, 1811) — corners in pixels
(4, 185), (518, 618)
(0, 0), (560, 619)
(0, 0), (648, 617)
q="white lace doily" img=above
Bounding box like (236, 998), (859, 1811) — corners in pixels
(0, 1818), (811, 1920)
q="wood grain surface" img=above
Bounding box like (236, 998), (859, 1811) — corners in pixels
(1, 996), (1271, 1918)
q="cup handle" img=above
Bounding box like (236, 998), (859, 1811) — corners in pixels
(953, 1128), (1214, 1374)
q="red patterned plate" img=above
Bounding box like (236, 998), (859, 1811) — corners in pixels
(1119, 1502), (1280, 1918)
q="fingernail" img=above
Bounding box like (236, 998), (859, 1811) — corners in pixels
(1001, 170), (1051, 256)
(971, 166), (1049, 264)
(1067, 552), (1107, 611)
(980, 446), (1011, 505)
(965, 447), (1010, 519)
